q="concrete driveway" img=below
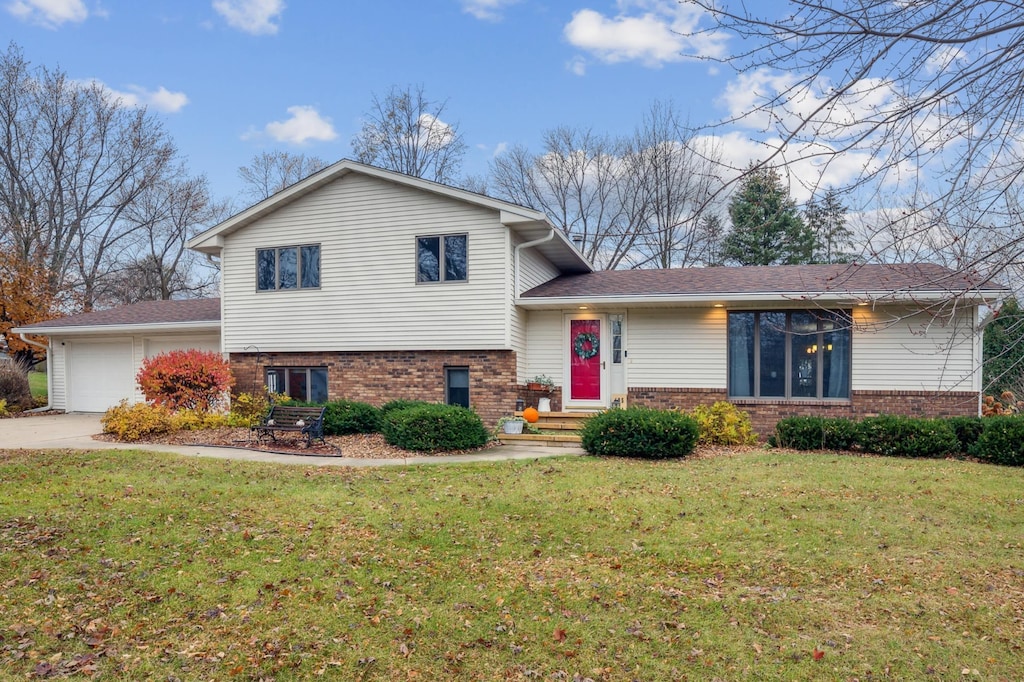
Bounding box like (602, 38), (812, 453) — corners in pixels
(0, 412), (583, 466)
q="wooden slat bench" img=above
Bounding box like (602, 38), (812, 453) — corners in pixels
(252, 405), (327, 447)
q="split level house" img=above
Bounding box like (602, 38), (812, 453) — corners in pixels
(15, 160), (1009, 434)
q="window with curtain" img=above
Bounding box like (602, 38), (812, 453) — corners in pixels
(727, 310), (851, 399)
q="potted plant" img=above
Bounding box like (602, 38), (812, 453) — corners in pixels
(497, 415), (525, 434)
(525, 374), (556, 392)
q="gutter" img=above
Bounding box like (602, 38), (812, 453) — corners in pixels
(513, 229), (556, 298)
(18, 333), (51, 412)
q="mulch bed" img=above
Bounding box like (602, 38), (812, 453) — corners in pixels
(92, 427), (503, 459)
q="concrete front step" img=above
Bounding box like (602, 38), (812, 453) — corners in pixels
(497, 432), (583, 447)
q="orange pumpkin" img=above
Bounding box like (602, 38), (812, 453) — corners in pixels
(522, 407), (540, 423)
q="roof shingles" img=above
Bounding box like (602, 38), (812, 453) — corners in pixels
(18, 298), (220, 330)
(520, 263), (1002, 299)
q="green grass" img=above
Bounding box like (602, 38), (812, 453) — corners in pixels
(27, 370), (46, 400)
(0, 449), (1021, 680)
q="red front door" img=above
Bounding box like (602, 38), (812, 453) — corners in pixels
(569, 318), (601, 401)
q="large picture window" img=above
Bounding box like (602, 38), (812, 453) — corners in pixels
(417, 234), (467, 283)
(257, 244), (321, 291)
(265, 367), (328, 403)
(728, 310), (851, 399)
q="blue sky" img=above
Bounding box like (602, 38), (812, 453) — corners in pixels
(3, 0), (780, 206)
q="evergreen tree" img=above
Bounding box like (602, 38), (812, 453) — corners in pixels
(721, 166), (815, 266)
(983, 298), (1024, 397)
(804, 189), (853, 263)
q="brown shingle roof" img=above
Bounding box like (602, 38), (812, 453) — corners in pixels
(521, 263), (1003, 299)
(18, 298), (221, 330)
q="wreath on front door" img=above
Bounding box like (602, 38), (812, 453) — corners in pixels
(573, 332), (600, 359)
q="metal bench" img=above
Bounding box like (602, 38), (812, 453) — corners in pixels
(252, 405), (327, 447)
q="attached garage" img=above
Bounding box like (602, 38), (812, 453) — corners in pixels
(14, 299), (222, 413)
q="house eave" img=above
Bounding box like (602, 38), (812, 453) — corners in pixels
(12, 321), (221, 337)
(515, 288), (1007, 310)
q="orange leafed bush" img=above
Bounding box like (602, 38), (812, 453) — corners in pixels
(136, 349), (234, 412)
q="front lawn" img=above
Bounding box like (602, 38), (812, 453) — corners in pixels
(1, 449), (1021, 680)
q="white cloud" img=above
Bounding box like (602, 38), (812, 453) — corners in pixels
(460, 0), (517, 21)
(564, 1), (728, 68)
(6, 0), (87, 27)
(86, 80), (189, 113)
(567, 56), (587, 76)
(260, 105), (337, 144)
(213, 0), (284, 35)
(493, 141), (508, 157)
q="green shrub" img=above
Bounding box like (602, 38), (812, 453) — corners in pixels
(688, 401), (758, 445)
(0, 362), (32, 412)
(970, 416), (1024, 466)
(772, 416), (858, 451)
(101, 401), (174, 442)
(856, 415), (959, 458)
(322, 400), (381, 435)
(946, 416), (985, 454)
(381, 404), (489, 452)
(380, 399), (432, 416)
(580, 407), (699, 459)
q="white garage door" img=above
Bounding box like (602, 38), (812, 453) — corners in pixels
(68, 339), (135, 412)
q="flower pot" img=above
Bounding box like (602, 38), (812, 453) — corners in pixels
(526, 382), (543, 391)
(538, 397), (551, 412)
(502, 420), (524, 434)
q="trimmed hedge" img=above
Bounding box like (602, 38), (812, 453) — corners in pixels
(971, 416), (1024, 466)
(856, 415), (959, 458)
(380, 399), (432, 416)
(946, 416), (985, 454)
(580, 407), (699, 459)
(381, 403), (489, 452)
(321, 400), (381, 435)
(772, 416), (858, 451)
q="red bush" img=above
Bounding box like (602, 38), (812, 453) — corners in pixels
(136, 349), (235, 412)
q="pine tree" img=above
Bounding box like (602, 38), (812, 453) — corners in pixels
(983, 298), (1024, 397)
(804, 189), (853, 263)
(721, 166), (815, 266)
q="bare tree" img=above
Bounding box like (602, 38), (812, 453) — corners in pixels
(238, 150), (328, 202)
(686, 1), (1024, 286)
(0, 43), (176, 310)
(352, 85), (467, 185)
(623, 102), (724, 269)
(490, 127), (636, 269)
(98, 166), (223, 306)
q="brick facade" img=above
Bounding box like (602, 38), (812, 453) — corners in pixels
(629, 386), (980, 436)
(230, 350), (519, 426)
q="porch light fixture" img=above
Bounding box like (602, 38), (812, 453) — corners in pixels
(578, 306), (588, 310)
(713, 303), (724, 308)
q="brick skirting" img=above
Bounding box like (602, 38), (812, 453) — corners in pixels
(230, 350), (519, 427)
(628, 387), (980, 436)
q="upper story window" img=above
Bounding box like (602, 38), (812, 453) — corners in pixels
(417, 234), (467, 283)
(728, 310), (852, 400)
(257, 244), (321, 291)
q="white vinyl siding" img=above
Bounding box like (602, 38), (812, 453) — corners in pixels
(511, 240), (562, 377)
(628, 308), (728, 388)
(50, 341), (67, 411)
(522, 310), (564, 384)
(851, 305), (977, 392)
(220, 173), (509, 353)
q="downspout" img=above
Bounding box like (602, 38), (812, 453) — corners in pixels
(513, 229), (555, 298)
(19, 334), (51, 412)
